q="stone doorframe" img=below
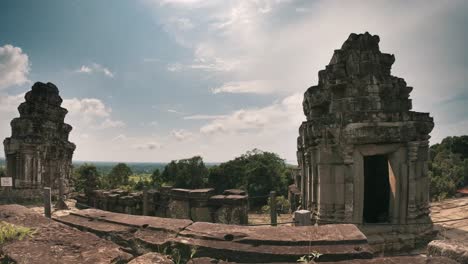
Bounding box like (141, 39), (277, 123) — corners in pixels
(352, 143), (408, 224)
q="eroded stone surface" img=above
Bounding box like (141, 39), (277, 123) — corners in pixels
(2, 82), (75, 194)
(295, 32), (435, 253)
(56, 208), (373, 263)
(326, 256), (459, 264)
(79, 187), (248, 225)
(428, 240), (468, 264)
(128, 252), (174, 264)
(0, 204), (132, 264)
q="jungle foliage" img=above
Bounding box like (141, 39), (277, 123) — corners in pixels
(429, 136), (468, 200)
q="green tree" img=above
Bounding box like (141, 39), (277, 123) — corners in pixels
(151, 169), (162, 187)
(108, 163), (132, 188)
(208, 149), (290, 206)
(161, 156), (208, 188)
(0, 166), (5, 177)
(73, 163), (99, 195)
(429, 135), (468, 200)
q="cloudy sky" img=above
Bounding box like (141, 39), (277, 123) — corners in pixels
(0, 0), (467, 163)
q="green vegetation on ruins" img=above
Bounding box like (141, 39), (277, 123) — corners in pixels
(429, 135), (468, 200)
(72, 149), (293, 206)
(71, 135), (468, 204)
(0, 222), (35, 245)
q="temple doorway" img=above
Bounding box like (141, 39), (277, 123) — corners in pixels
(363, 154), (390, 223)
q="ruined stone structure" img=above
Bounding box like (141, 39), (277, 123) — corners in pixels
(77, 187), (249, 225)
(3, 82), (75, 193)
(295, 33), (434, 251)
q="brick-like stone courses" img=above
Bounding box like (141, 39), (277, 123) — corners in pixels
(3, 82), (75, 193)
(0, 205), (131, 264)
(0, 205), (457, 264)
(56, 208), (373, 263)
(78, 188), (249, 225)
(295, 32), (435, 253)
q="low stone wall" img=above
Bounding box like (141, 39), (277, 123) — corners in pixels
(0, 187), (61, 204)
(428, 240), (468, 264)
(76, 188), (248, 225)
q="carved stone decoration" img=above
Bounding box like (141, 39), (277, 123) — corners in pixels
(295, 33), (434, 252)
(3, 82), (76, 194)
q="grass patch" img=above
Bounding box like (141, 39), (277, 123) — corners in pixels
(0, 221), (36, 245)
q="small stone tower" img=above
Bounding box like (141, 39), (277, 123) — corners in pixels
(3, 82), (76, 193)
(296, 33), (434, 250)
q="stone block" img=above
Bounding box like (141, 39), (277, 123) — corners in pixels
(168, 199), (191, 219)
(223, 189), (247, 195)
(294, 210), (312, 226)
(171, 188), (192, 200)
(190, 207), (213, 222)
(428, 240), (468, 264)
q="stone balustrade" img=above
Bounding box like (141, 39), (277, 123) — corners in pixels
(75, 187), (248, 225)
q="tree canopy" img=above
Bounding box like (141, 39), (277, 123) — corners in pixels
(107, 163), (132, 188)
(160, 156), (208, 189)
(73, 163), (99, 195)
(429, 136), (468, 200)
(209, 149), (291, 205)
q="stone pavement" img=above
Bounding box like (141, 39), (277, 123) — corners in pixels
(56, 208), (373, 263)
(430, 196), (468, 240)
(0, 204), (132, 264)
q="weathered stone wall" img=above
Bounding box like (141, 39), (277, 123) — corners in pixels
(295, 32), (435, 252)
(76, 187), (249, 225)
(2, 82), (75, 195)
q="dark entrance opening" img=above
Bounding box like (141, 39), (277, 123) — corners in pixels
(363, 155), (390, 223)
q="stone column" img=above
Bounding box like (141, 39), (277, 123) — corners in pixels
(407, 141), (419, 222)
(303, 152), (310, 209)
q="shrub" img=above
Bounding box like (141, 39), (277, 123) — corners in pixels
(0, 221), (35, 245)
(261, 195), (291, 214)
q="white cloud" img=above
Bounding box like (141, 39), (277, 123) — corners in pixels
(171, 129), (193, 141)
(76, 63), (114, 78)
(148, 121), (159, 127)
(112, 134), (127, 141)
(0, 45), (30, 90)
(167, 109), (184, 114)
(133, 142), (162, 150)
(295, 7), (310, 13)
(167, 63), (183, 72)
(183, 114), (227, 120)
(99, 118), (126, 129)
(62, 97), (125, 130)
(77, 65), (92, 73)
(158, 0), (205, 6)
(200, 93), (302, 134)
(211, 80), (276, 94)
(0, 93), (24, 113)
(169, 17), (194, 30)
(63, 98), (111, 119)
(78, 133), (90, 139)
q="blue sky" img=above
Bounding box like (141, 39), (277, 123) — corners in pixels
(1, 0), (467, 163)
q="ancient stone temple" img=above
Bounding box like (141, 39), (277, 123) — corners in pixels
(3, 82), (75, 194)
(296, 32), (434, 251)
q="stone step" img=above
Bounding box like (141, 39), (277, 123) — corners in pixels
(56, 208), (374, 262)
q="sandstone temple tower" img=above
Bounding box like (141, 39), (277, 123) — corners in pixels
(3, 82), (76, 194)
(296, 33), (434, 249)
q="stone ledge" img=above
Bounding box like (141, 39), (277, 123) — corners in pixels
(428, 240), (468, 264)
(56, 208), (373, 263)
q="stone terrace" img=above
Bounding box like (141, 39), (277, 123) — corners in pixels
(0, 204), (132, 264)
(56, 208), (373, 263)
(0, 204), (460, 263)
